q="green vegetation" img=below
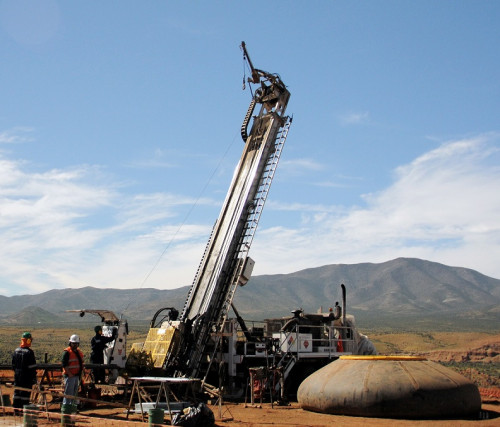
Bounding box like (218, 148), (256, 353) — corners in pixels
(355, 313), (500, 333)
(440, 361), (500, 388)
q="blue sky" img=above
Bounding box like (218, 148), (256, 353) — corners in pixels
(1, 1), (499, 296)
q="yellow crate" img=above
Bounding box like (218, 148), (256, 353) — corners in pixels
(142, 327), (179, 368)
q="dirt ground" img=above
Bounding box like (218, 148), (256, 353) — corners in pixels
(1, 395), (499, 426)
(215, 402), (500, 427)
(1, 333), (499, 426)
(0, 400), (499, 426)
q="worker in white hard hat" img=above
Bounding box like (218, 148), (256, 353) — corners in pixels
(61, 334), (84, 411)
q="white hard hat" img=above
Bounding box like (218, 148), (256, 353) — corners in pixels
(69, 334), (80, 343)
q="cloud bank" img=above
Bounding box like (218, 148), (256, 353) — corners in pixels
(0, 133), (499, 296)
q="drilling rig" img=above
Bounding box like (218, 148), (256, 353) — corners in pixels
(135, 42), (291, 380)
(171, 42), (291, 381)
(133, 43), (375, 399)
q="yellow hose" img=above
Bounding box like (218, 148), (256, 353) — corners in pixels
(339, 355), (427, 361)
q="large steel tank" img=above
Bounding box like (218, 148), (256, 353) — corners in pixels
(297, 355), (481, 419)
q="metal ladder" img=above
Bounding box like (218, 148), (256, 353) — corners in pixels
(237, 115), (292, 257)
(181, 225), (216, 319)
(215, 115), (292, 330)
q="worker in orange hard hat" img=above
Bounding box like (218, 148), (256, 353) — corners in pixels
(12, 332), (37, 410)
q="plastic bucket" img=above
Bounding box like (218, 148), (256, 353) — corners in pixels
(23, 404), (38, 427)
(148, 407), (165, 426)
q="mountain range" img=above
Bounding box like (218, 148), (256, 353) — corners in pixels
(1, 258), (499, 330)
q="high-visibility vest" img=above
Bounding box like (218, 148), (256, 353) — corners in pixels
(63, 346), (84, 376)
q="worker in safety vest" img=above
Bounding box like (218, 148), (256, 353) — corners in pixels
(61, 334), (84, 409)
(12, 332), (37, 410)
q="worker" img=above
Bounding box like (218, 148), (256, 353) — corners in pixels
(11, 332), (37, 410)
(61, 334), (84, 410)
(333, 301), (342, 320)
(90, 325), (116, 383)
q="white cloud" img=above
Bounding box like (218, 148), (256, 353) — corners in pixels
(251, 134), (500, 280)
(0, 128), (34, 144)
(1, 132), (499, 297)
(0, 152), (211, 295)
(125, 148), (182, 169)
(338, 112), (369, 125)
(314, 181), (348, 188)
(279, 158), (324, 176)
(314, 174), (362, 189)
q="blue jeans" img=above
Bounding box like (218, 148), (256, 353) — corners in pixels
(63, 376), (80, 406)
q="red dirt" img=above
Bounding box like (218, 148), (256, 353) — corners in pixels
(420, 335), (500, 364)
(0, 401), (499, 426)
(1, 379), (499, 427)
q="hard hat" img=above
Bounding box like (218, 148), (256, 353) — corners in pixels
(69, 334), (80, 343)
(94, 325), (102, 333)
(22, 332), (32, 339)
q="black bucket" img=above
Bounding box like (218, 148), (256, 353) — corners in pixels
(1, 394), (11, 407)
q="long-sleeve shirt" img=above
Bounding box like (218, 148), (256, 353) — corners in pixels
(90, 333), (115, 364)
(12, 346), (37, 386)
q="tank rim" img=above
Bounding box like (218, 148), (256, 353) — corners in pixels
(339, 355), (427, 361)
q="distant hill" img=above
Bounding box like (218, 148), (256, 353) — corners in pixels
(234, 257), (500, 315)
(7, 306), (61, 325)
(0, 287), (189, 324)
(233, 258), (500, 330)
(0, 258), (499, 330)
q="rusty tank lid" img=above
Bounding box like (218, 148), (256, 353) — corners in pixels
(297, 355), (481, 419)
